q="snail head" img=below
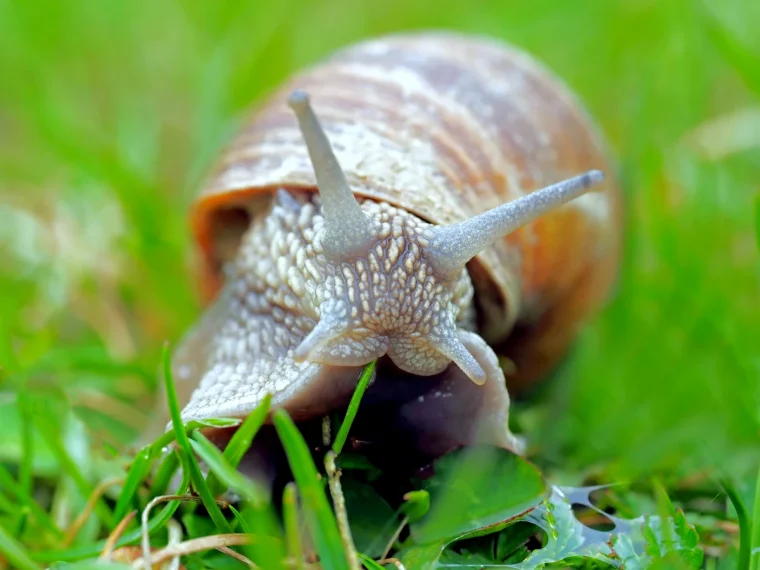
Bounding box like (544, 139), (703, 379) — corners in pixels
(286, 89), (604, 387)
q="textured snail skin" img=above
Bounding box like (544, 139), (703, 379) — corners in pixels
(174, 189), (522, 453)
(166, 31), (621, 462)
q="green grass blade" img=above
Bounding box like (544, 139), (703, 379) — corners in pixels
(332, 361), (376, 455)
(113, 445), (153, 522)
(17, 390), (34, 498)
(14, 508), (29, 539)
(161, 343), (231, 533)
(189, 432), (268, 507)
(206, 392), (271, 496)
(229, 504), (250, 533)
(0, 490), (17, 513)
(242, 504), (289, 570)
(750, 465), (760, 570)
(191, 431), (288, 567)
(0, 522), (40, 569)
(357, 553), (386, 570)
(721, 478), (750, 570)
(33, 413), (114, 528)
(0, 462), (62, 538)
(283, 482), (305, 570)
(149, 448), (180, 496)
(273, 408), (351, 570)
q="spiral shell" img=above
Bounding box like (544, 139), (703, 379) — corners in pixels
(190, 32), (621, 392)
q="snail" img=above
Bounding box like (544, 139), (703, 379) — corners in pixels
(165, 32), (621, 473)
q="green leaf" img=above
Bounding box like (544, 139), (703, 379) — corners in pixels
(273, 408), (350, 570)
(640, 510), (703, 568)
(400, 448), (546, 569)
(411, 446), (547, 545)
(402, 483), (705, 569)
(333, 361), (376, 455)
(401, 490), (430, 524)
(205, 392), (271, 497)
(342, 478), (397, 558)
(515, 486), (703, 569)
(399, 542), (448, 570)
(610, 512), (703, 570)
(161, 343), (231, 533)
(516, 487), (615, 568)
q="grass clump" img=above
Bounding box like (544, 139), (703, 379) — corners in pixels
(0, 0), (758, 568)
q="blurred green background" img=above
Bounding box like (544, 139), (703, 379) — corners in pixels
(0, 0), (757, 493)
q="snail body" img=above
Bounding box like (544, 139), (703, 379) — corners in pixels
(170, 32), (621, 459)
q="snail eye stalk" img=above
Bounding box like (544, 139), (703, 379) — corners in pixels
(423, 170), (605, 278)
(288, 90), (375, 262)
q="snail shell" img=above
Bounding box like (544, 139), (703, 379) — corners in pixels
(168, 32), (621, 460)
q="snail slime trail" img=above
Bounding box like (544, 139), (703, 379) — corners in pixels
(161, 32), (621, 482)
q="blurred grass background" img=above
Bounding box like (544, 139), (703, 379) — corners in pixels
(0, 0), (757, 501)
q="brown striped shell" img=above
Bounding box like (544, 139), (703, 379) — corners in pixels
(190, 31), (621, 393)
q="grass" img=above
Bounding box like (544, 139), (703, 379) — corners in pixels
(0, 0), (758, 568)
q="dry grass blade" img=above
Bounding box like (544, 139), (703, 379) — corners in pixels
(377, 558), (406, 569)
(141, 494), (201, 568)
(680, 106), (760, 160)
(131, 534), (253, 568)
(100, 510), (137, 560)
(63, 477), (124, 546)
(325, 452), (360, 570)
(380, 517), (407, 561)
(216, 545), (258, 568)
(322, 416), (331, 447)
(166, 519), (183, 570)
